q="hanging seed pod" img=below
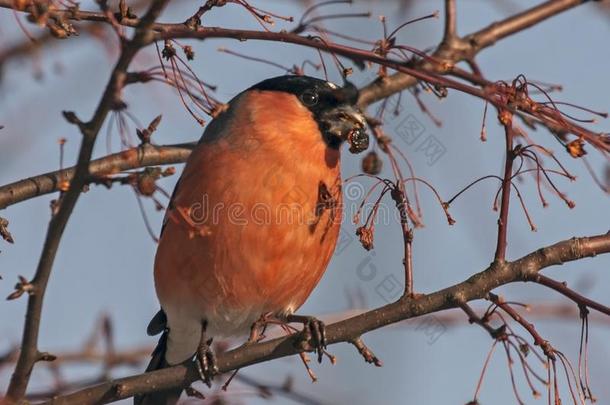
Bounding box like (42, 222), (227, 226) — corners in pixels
(362, 151), (382, 175)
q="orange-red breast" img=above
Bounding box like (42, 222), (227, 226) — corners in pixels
(137, 75), (368, 404)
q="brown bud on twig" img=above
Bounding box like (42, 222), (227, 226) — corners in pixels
(135, 171), (158, 197)
(114, 1), (136, 21)
(0, 217), (14, 244)
(566, 137), (586, 158)
(183, 45), (195, 61)
(118, 0), (128, 20)
(62, 110), (82, 126)
(498, 109), (513, 126)
(38, 352), (57, 362)
(6, 276), (35, 300)
(356, 226), (374, 251)
(47, 23), (69, 39)
(132, 166), (175, 196)
(136, 115), (162, 144)
(161, 41), (176, 60)
(361, 151), (382, 175)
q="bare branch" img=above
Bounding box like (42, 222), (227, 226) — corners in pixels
(0, 1), (607, 403)
(466, 0), (591, 52)
(359, 0), (592, 106)
(494, 112), (516, 262)
(0, 143), (194, 210)
(3, 1), (170, 402)
(442, 0), (457, 43)
(42, 233), (610, 405)
(533, 274), (610, 317)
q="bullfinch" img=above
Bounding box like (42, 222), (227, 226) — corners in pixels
(136, 75), (369, 404)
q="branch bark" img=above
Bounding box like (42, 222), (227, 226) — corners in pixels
(466, 0), (594, 52)
(0, 143), (194, 210)
(41, 233), (610, 405)
(442, 0), (457, 43)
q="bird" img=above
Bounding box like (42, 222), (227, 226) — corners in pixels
(136, 75), (369, 404)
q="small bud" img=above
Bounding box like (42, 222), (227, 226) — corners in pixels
(62, 110), (81, 125)
(498, 110), (513, 126)
(0, 217), (14, 244)
(119, 0), (128, 19)
(48, 24), (69, 39)
(6, 275), (34, 301)
(39, 352), (57, 362)
(58, 180), (70, 192)
(361, 151), (382, 175)
(356, 226), (374, 251)
(137, 175), (157, 197)
(183, 45), (195, 61)
(137, 115), (162, 144)
(161, 42), (176, 60)
(162, 167), (176, 177)
(566, 137), (586, 158)
(519, 343), (530, 356)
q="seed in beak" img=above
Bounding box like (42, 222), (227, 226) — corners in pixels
(347, 127), (369, 154)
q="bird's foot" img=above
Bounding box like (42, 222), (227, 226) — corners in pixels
(285, 314), (328, 363)
(195, 323), (218, 388)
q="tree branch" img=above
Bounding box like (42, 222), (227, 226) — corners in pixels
(0, 1), (606, 402)
(3, 1), (170, 403)
(42, 233), (610, 405)
(0, 0), (606, 213)
(442, 0), (457, 43)
(466, 0), (594, 52)
(494, 113), (515, 262)
(0, 0), (605, 215)
(0, 0), (597, 127)
(0, 143), (194, 210)
(358, 0), (592, 106)
(533, 274), (610, 317)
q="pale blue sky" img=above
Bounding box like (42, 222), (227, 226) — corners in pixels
(1, 1), (609, 404)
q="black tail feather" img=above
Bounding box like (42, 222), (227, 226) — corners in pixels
(134, 314), (183, 405)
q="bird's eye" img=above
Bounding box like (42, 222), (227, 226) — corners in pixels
(300, 89), (319, 106)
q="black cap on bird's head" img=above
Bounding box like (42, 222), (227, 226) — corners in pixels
(250, 75), (369, 154)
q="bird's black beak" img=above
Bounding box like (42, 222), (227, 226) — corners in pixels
(319, 105), (369, 153)
(320, 82), (369, 154)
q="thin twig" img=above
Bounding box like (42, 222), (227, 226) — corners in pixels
(494, 113), (515, 262)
